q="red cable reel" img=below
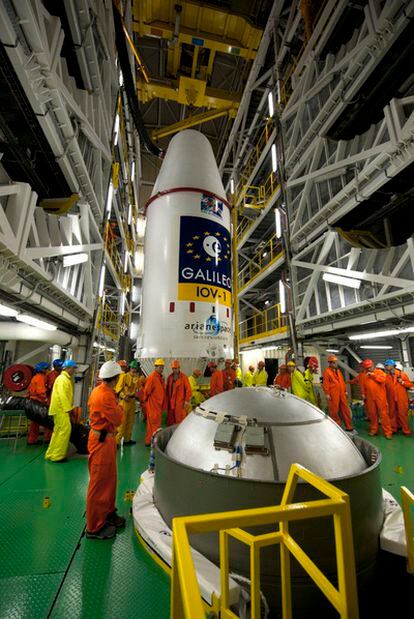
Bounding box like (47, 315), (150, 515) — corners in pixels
(3, 364), (34, 392)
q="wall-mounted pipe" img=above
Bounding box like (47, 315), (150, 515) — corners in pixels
(0, 323), (79, 346)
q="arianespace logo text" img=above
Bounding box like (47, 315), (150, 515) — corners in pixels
(185, 314), (231, 337)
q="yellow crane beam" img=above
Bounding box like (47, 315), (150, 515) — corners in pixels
(138, 76), (241, 109)
(151, 105), (237, 140)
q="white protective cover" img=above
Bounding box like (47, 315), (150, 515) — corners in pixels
(133, 470), (240, 606)
(140, 130), (233, 360)
(380, 489), (407, 557)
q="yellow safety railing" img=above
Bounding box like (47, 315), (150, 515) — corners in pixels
(96, 301), (119, 341)
(236, 118), (276, 201)
(104, 223), (124, 285)
(236, 174), (280, 247)
(171, 463), (359, 619)
(238, 233), (283, 291)
(239, 302), (287, 344)
(401, 486), (414, 574)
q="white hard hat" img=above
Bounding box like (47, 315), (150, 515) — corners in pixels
(376, 363), (385, 370)
(395, 361), (403, 370)
(99, 360), (122, 379)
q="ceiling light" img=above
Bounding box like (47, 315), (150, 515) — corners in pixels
(63, 253), (88, 267)
(264, 300), (270, 306)
(106, 182), (114, 218)
(119, 292), (125, 315)
(130, 160), (135, 183)
(279, 280), (286, 314)
(135, 248), (144, 273)
(230, 178), (235, 194)
(276, 80), (281, 104)
(262, 251), (268, 258)
(119, 71), (124, 87)
(275, 208), (282, 238)
(136, 216), (146, 238)
(326, 348), (339, 353)
(359, 345), (393, 350)
(322, 273), (361, 289)
(17, 314), (57, 331)
(123, 250), (129, 274)
(0, 303), (19, 317)
(113, 113), (120, 146)
(128, 203), (132, 226)
(349, 327), (414, 340)
(271, 144), (277, 173)
(268, 91), (274, 118)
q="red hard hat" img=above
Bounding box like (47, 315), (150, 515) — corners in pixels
(279, 364), (287, 370)
(171, 359), (180, 369)
(308, 356), (318, 368)
(361, 359), (373, 369)
(327, 355), (337, 362)
(117, 360), (127, 369)
(207, 361), (217, 368)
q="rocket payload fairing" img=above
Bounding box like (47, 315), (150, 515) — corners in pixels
(139, 130), (234, 363)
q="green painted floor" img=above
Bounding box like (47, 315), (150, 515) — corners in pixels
(0, 414), (413, 618)
(0, 416), (170, 619)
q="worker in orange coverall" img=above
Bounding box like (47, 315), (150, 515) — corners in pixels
(142, 358), (167, 446)
(208, 361), (224, 396)
(166, 360), (192, 425)
(27, 362), (52, 444)
(384, 359), (412, 436)
(274, 364), (291, 390)
(322, 355), (354, 431)
(46, 359), (64, 394)
(222, 359), (236, 391)
(86, 360), (125, 540)
(363, 360), (392, 439)
(348, 362), (369, 419)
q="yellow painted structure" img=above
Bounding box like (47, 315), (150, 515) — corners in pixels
(400, 486), (414, 573)
(152, 105), (237, 140)
(238, 234), (284, 291)
(239, 302), (288, 345)
(39, 193), (80, 216)
(171, 463), (359, 618)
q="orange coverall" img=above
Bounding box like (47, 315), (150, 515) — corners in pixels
(27, 373), (52, 444)
(349, 371), (369, 417)
(274, 373), (292, 389)
(46, 369), (59, 394)
(209, 369), (224, 397)
(142, 370), (167, 445)
(86, 382), (123, 534)
(387, 370), (413, 435)
(166, 372), (192, 425)
(136, 375), (147, 419)
(322, 367), (353, 430)
(365, 369), (392, 437)
(222, 368), (236, 391)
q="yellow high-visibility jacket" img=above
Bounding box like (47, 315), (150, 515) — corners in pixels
(49, 371), (74, 416)
(253, 369), (268, 386)
(243, 371), (254, 387)
(189, 375), (205, 406)
(304, 368), (318, 406)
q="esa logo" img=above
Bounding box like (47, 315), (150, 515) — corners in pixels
(185, 314), (230, 337)
(200, 194), (223, 219)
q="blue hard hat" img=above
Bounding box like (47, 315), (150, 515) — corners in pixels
(384, 359), (396, 366)
(35, 362), (49, 372)
(53, 359), (64, 369)
(63, 359), (78, 369)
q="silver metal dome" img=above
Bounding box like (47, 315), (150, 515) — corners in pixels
(166, 387), (366, 482)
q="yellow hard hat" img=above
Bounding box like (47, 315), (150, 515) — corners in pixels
(154, 358), (165, 366)
(287, 361), (296, 367)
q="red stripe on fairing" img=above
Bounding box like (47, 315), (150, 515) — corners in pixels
(144, 186), (231, 212)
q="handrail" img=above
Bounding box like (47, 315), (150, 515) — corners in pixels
(401, 486), (414, 574)
(239, 302), (287, 343)
(96, 300), (119, 340)
(171, 463), (359, 619)
(236, 118), (276, 202)
(236, 174), (280, 247)
(104, 223), (124, 284)
(238, 233), (283, 290)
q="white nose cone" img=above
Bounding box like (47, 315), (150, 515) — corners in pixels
(151, 130), (226, 199)
(139, 130), (233, 364)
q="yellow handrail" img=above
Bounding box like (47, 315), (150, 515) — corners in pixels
(239, 302), (287, 343)
(236, 118), (276, 202)
(171, 463), (359, 619)
(401, 486), (414, 573)
(238, 232), (283, 290)
(96, 301), (119, 341)
(236, 174), (280, 247)
(105, 223), (124, 284)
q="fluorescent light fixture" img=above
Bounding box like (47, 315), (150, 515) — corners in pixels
(98, 265), (106, 297)
(263, 345), (280, 351)
(130, 160), (135, 183)
(119, 71), (124, 87)
(262, 251), (268, 258)
(17, 314), (57, 331)
(128, 203), (132, 226)
(123, 250), (129, 274)
(276, 79), (281, 104)
(326, 348), (339, 353)
(106, 182), (114, 217)
(279, 280), (286, 313)
(264, 300), (270, 306)
(136, 216), (146, 238)
(360, 345), (393, 350)
(271, 144), (277, 172)
(322, 273), (361, 289)
(0, 303), (19, 317)
(275, 208), (282, 238)
(135, 248), (144, 272)
(349, 326), (414, 341)
(268, 91), (274, 117)
(230, 178), (235, 194)
(63, 253), (88, 267)
(113, 113), (120, 146)
(119, 292), (125, 315)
